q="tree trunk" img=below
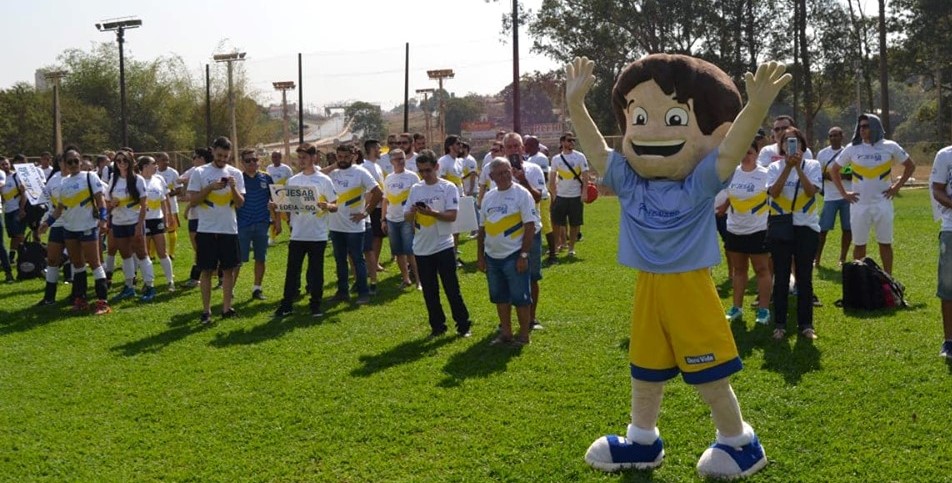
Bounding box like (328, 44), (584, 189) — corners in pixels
(878, 0), (890, 136)
(799, 0), (814, 146)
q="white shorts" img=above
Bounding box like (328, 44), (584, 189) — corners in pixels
(850, 201), (894, 245)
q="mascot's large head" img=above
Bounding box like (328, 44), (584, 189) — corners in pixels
(612, 54), (742, 180)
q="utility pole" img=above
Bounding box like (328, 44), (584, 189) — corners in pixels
(214, 51), (247, 164)
(415, 88), (435, 147)
(512, 0), (521, 133)
(298, 53), (304, 144)
(273, 81), (296, 159)
(44, 70), (68, 154)
(205, 64), (212, 146)
(427, 69), (454, 142)
(96, 17), (142, 148)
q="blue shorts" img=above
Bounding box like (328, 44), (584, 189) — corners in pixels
(112, 223), (139, 239)
(48, 226), (66, 245)
(387, 220), (414, 256)
(188, 219), (199, 233)
(65, 227), (99, 242)
(238, 221), (270, 263)
(529, 232), (542, 282)
(4, 211), (24, 238)
(486, 250), (532, 306)
(819, 199), (851, 232)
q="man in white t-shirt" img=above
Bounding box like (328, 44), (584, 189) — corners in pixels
(266, 151), (294, 245)
(460, 142), (479, 197)
(830, 113), (915, 275)
(376, 134), (397, 176)
(815, 127), (852, 267)
(478, 157), (539, 346)
(37, 152), (53, 179)
(549, 131), (590, 257)
(438, 135), (467, 266)
(398, 133), (418, 173)
(930, 146), (952, 358)
(325, 143), (382, 304)
(274, 142), (338, 318)
(756, 115), (813, 167)
(186, 136), (246, 325)
(525, 135), (556, 262)
(405, 149), (472, 338)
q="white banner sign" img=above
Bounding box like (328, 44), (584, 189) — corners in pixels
(14, 164), (48, 206)
(270, 185), (320, 212)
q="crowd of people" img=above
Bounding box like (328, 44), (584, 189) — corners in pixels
(3, 116), (951, 354)
(0, 129), (595, 347)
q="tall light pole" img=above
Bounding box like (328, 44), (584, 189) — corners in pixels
(512, 0), (521, 133)
(415, 88), (435, 147)
(214, 51), (246, 164)
(273, 81), (296, 159)
(44, 70), (68, 155)
(96, 17), (142, 148)
(427, 69), (454, 142)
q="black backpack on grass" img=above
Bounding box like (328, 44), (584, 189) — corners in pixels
(16, 230), (47, 281)
(836, 258), (908, 310)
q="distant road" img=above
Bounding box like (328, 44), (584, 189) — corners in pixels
(261, 115), (353, 150)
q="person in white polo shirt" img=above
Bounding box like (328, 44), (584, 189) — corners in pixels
(266, 151), (294, 246)
(187, 136), (246, 325)
(274, 143), (338, 318)
(381, 148), (421, 289)
(478, 157), (539, 346)
(830, 113), (915, 276)
(930, 145), (952, 358)
(814, 127), (852, 267)
(405, 150), (472, 338)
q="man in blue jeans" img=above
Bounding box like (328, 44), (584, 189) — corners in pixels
(326, 144), (382, 305)
(236, 149), (279, 300)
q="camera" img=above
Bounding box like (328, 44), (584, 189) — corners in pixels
(786, 137), (798, 156)
(508, 154), (523, 169)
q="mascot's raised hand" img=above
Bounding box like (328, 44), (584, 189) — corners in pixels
(572, 54), (791, 480)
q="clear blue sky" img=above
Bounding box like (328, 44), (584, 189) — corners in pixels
(1, 0), (558, 110)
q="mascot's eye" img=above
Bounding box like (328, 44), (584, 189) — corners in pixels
(665, 107), (689, 126)
(631, 107), (648, 126)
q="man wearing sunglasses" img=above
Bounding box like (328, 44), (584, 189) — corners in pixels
(235, 150), (279, 301)
(756, 115), (813, 167)
(829, 113), (915, 276)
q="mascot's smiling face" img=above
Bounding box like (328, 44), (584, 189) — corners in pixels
(613, 54), (742, 180)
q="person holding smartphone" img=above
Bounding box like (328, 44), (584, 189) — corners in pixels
(766, 127), (822, 340)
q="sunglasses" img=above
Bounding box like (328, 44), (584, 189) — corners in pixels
(65, 159), (80, 165)
(859, 124), (870, 129)
(417, 168), (434, 173)
(242, 158), (258, 163)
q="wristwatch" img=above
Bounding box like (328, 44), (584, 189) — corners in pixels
(519, 252), (529, 259)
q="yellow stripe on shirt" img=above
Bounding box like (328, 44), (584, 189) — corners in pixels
(851, 160), (892, 181)
(484, 212), (525, 238)
(728, 192), (768, 215)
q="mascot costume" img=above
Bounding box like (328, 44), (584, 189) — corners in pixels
(566, 55), (790, 479)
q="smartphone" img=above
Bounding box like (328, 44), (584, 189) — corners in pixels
(415, 201), (427, 209)
(786, 137), (798, 156)
(508, 154), (523, 169)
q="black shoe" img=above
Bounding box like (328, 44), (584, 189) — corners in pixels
(576, 231), (583, 242)
(274, 306), (293, 318)
(214, 280), (223, 290)
(252, 289), (266, 300)
(457, 330), (472, 338)
(456, 258), (464, 268)
(368, 284), (377, 296)
(4, 271), (14, 283)
(221, 308), (237, 319)
(331, 292), (349, 302)
(350, 282), (358, 293)
(311, 308), (324, 317)
(36, 298), (55, 306)
(200, 312), (213, 325)
(545, 255), (558, 265)
(427, 329), (447, 339)
(812, 294), (823, 307)
(531, 320), (544, 330)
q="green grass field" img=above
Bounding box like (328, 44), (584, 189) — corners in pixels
(1, 189), (948, 481)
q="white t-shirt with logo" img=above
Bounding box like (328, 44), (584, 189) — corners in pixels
(59, 172), (104, 232)
(143, 175), (168, 221)
(480, 183), (539, 259)
(816, 146), (849, 201)
(438, 154), (464, 197)
(384, 171), (421, 223)
(181, 166), (201, 221)
(461, 155), (479, 195)
(109, 175), (147, 226)
(766, 159), (822, 232)
(405, 178), (458, 256)
(287, 171), (337, 242)
(930, 146), (952, 231)
(328, 165), (378, 233)
(1, 170), (21, 214)
(552, 151), (589, 198)
(157, 166), (181, 214)
(187, 164), (246, 235)
(833, 140), (909, 206)
(266, 163), (294, 186)
(522, 162), (549, 201)
(526, 152), (550, 177)
(726, 165), (769, 235)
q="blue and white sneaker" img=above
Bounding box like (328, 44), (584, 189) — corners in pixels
(725, 306), (743, 323)
(140, 286), (156, 302)
(584, 427), (664, 472)
(697, 424), (767, 479)
(113, 285), (136, 301)
(940, 340), (952, 359)
(755, 308), (771, 325)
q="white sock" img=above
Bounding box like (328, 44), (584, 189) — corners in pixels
(92, 265), (106, 280)
(46, 266), (59, 284)
(253, 285), (261, 292)
(138, 256), (155, 286)
(159, 257), (174, 284)
(105, 254), (116, 273)
(122, 257), (136, 287)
